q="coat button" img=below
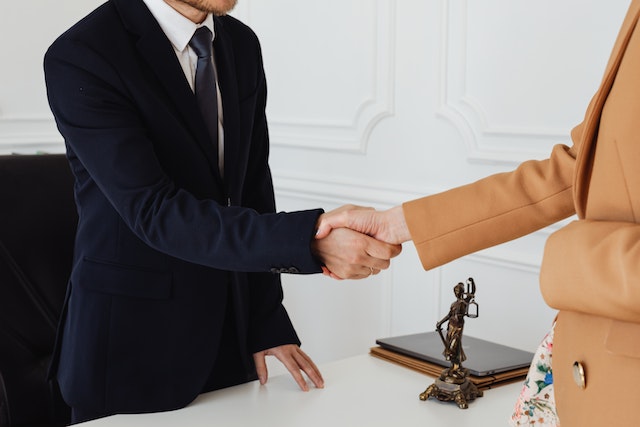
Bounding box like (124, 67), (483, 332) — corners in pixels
(572, 361), (586, 389)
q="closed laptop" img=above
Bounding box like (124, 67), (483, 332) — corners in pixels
(375, 332), (534, 377)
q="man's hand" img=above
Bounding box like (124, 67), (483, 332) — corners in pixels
(315, 205), (411, 245)
(253, 344), (324, 392)
(310, 226), (402, 280)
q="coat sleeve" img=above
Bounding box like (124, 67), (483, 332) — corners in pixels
(402, 141), (578, 270)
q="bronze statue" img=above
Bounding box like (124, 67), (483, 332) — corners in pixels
(419, 278), (482, 409)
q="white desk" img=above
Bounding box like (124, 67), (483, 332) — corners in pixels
(80, 355), (521, 426)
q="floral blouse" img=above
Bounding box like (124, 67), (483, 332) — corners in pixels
(509, 324), (559, 426)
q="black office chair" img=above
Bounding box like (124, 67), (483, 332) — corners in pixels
(0, 154), (76, 427)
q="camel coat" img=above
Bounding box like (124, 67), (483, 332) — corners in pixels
(403, 2), (640, 425)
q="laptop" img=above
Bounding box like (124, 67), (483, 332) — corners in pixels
(375, 332), (534, 377)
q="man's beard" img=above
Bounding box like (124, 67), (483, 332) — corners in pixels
(180, 0), (238, 16)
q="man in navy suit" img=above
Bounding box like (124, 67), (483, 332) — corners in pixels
(44, 0), (401, 423)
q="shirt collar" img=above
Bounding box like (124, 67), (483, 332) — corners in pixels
(142, 0), (215, 52)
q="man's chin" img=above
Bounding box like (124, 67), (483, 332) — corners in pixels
(212, 0), (238, 16)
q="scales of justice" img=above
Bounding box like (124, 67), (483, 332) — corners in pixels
(419, 278), (482, 409)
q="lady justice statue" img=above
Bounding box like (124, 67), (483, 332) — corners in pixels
(419, 278), (482, 409)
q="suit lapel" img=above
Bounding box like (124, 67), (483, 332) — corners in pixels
(112, 0), (222, 186)
(574, 1), (640, 217)
(214, 17), (243, 202)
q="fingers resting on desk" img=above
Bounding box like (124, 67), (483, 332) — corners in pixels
(253, 344), (324, 392)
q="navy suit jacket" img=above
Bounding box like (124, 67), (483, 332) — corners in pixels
(44, 0), (323, 415)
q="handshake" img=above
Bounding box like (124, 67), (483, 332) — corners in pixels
(311, 204), (411, 280)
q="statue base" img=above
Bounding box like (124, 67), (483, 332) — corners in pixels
(419, 377), (483, 409)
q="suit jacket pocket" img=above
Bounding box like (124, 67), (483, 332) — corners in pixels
(77, 257), (172, 299)
(605, 319), (640, 358)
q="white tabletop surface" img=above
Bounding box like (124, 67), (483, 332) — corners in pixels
(80, 354), (521, 426)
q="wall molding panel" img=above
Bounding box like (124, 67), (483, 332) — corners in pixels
(437, 0), (575, 165)
(274, 171), (426, 208)
(240, 0), (396, 154)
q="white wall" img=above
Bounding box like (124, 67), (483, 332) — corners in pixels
(2, 1), (630, 366)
